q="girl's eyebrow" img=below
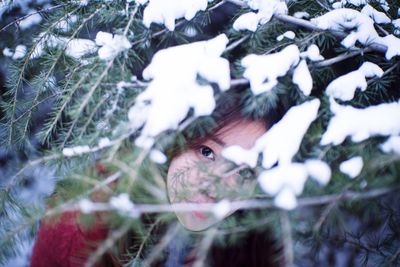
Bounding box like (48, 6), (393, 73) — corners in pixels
(210, 136), (226, 146)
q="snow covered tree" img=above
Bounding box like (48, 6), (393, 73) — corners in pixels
(1, 0), (400, 266)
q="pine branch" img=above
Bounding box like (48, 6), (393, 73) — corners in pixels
(4, 7), (80, 147)
(84, 223), (131, 267)
(61, 58), (115, 147)
(0, 3), (67, 32)
(40, 63), (100, 144)
(21, 8), (102, 145)
(226, 0), (388, 55)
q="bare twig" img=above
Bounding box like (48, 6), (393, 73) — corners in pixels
(140, 223), (181, 267)
(280, 212), (294, 267)
(84, 223), (131, 267)
(193, 228), (218, 267)
(51, 185), (400, 216)
(314, 47), (373, 68)
(224, 35), (250, 53)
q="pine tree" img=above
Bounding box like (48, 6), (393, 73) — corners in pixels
(1, 0), (400, 266)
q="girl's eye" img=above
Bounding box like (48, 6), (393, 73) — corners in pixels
(199, 146), (215, 161)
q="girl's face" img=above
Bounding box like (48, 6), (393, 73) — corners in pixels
(167, 119), (266, 231)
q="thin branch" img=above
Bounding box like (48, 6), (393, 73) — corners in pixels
(193, 228), (218, 267)
(367, 61), (400, 85)
(224, 35), (250, 53)
(314, 47), (373, 68)
(140, 223), (181, 267)
(84, 223), (131, 267)
(53, 185), (400, 216)
(280, 212), (294, 267)
(0, 4), (67, 32)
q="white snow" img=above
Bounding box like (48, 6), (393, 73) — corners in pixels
(98, 137), (111, 149)
(19, 9), (42, 30)
(212, 199), (231, 219)
(95, 31), (131, 60)
(142, 0), (208, 31)
(55, 15), (78, 32)
(274, 186), (297, 210)
(293, 11), (310, 19)
(305, 159), (332, 185)
(293, 59), (313, 96)
(31, 33), (97, 59)
(131, 34), (230, 149)
(258, 163), (308, 210)
(223, 99), (320, 168)
(3, 47), (13, 57)
(242, 44), (300, 94)
(12, 45), (27, 60)
(325, 62), (383, 101)
(393, 19), (400, 35)
(276, 31), (295, 41)
(62, 145), (91, 156)
(311, 8), (400, 60)
(300, 44), (324, 61)
(377, 35), (400, 60)
(361, 4), (390, 24)
(339, 156), (363, 178)
(311, 8), (379, 48)
(109, 193), (135, 213)
(321, 99), (400, 145)
(257, 99), (320, 168)
(380, 136), (400, 155)
(149, 149), (167, 164)
(233, 0), (288, 32)
(79, 198), (95, 213)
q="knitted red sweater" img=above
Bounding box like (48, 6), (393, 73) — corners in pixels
(30, 211), (108, 267)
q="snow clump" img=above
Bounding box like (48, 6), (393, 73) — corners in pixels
(141, 0), (209, 31)
(325, 62), (383, 101)
(293, 59), (313, 96)
(339, 156), (363, 178)
(31, 33), (97, 59)
(95, 31), (132, 60)
(311, 8), (400, 60)
(233, 0), (287, 32)
(276, 31), (295, 41)
(223, 99), (321, 168)
(130, 34), (230, 149)
(300, 44), (324, 61)
(3, 45), (27, 60)
(242, 44), (300, 94)
(361, 4), (390, 24)
(380, 136), (400, 155)
(321, 99), (400, 145)
(311, 8), (379, 48)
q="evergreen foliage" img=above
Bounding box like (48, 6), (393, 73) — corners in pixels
(0, 0), (400, 266)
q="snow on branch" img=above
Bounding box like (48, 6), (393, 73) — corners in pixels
(139, 0), (209, 31)
(241, 44), (301, 95)
(321, 99), (400, 146)
(223, 100), (326, 209)
(233, 0), (287, 32)
(326, 62), (383, 101)
(130, 34), (230, 149)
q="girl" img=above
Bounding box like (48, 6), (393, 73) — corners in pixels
(30, 92), (282, 267)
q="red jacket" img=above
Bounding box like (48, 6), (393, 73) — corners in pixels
(30, 211), (109, 267)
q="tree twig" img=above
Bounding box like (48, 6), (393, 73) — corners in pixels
(0, 3), (67, 32)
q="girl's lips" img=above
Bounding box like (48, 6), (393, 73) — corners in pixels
(191, 210), (208, 219)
